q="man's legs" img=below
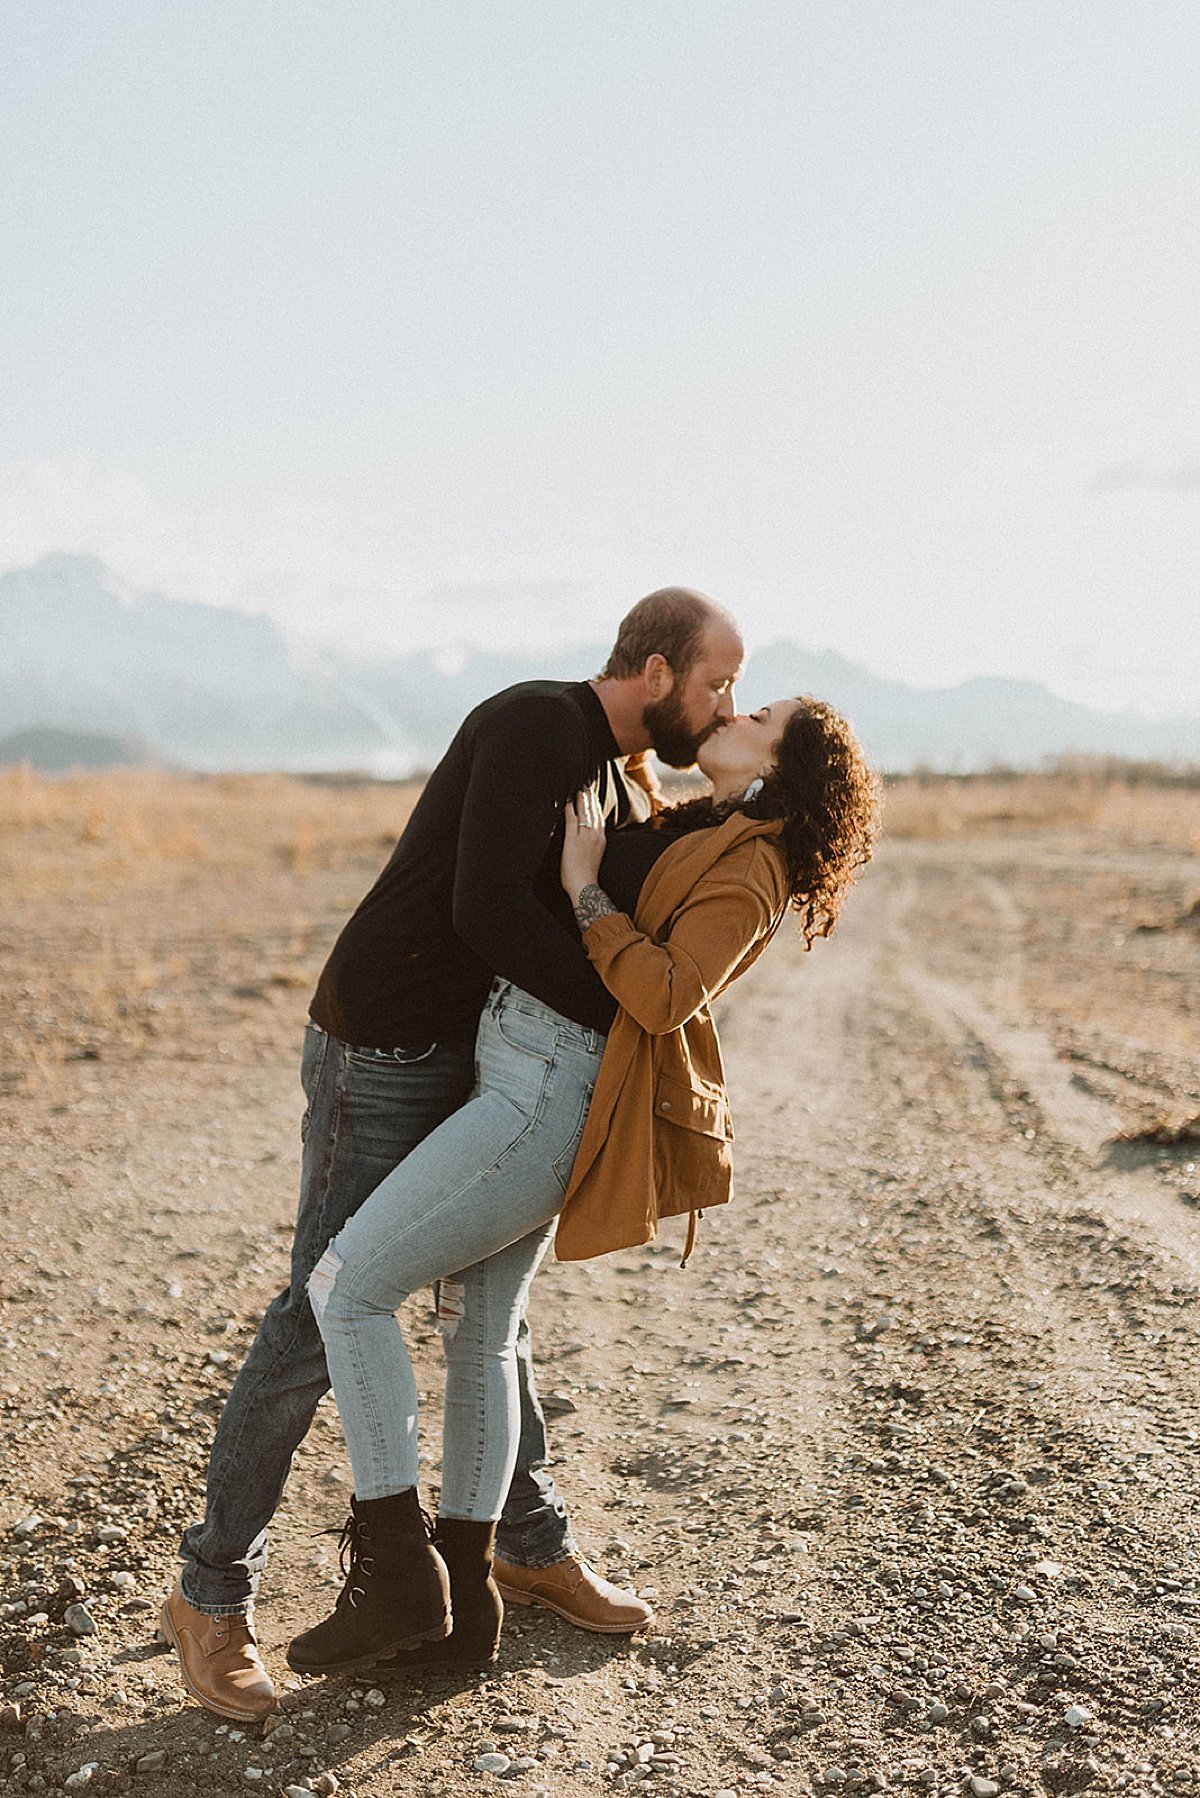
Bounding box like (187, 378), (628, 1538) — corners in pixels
(178, 1026), (474, 1614)
(495, 1316), (576, 1566)
(491, 1319), (653, 1633)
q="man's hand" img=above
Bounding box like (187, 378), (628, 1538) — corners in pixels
(560, 789), (607, 902)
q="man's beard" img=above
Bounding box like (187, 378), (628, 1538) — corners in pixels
(642, 690), (725, 769)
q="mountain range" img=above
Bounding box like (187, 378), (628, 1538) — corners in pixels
(2, 554), (1197, 775)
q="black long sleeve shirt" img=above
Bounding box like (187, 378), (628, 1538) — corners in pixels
(309, 681), (652, 1049)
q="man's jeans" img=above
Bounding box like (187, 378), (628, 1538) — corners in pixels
(179, 1024), (576, 1615)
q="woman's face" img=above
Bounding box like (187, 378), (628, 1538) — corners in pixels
(695, 697), (803, 789)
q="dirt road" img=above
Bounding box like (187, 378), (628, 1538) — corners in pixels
(2, 776), (1198, 1796)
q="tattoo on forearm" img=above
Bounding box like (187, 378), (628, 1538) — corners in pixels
(574, 884), (618, 932)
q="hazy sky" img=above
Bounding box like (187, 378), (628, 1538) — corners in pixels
(2, 3), (1197, 713)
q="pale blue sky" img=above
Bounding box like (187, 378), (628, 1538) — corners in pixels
(2, 2), (1197, 711)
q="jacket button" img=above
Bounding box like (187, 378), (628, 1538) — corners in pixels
(660, 1100), (671, 1111)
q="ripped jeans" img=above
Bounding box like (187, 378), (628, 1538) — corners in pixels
(309, 982), (605, 1520)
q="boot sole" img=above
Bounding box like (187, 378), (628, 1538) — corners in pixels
(494, 1584), (652, 1634)
(159, 1602), (278, 1723)
(285, 1617), (450, 1677)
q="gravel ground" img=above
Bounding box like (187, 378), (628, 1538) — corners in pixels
(1, 778), (1198, 1797)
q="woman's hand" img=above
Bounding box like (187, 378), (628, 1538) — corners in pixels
(560, 788), (607, 900)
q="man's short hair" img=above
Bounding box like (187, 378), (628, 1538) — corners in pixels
(602, 587), (726, 680)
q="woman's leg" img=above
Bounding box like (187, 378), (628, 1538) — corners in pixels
(438, 1222), (558, 1521)
(308, 985), (603, 1508)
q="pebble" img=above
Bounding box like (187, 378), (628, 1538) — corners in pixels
(363, 1687), (386, 1708)
(207, 1349), (232, 1366)
(0, 1703), (21, 1728)
(64, 1768), (101, 1791)
(11, 1515), (42, 1540)
(474, 1752), (511, 1773)
(96, 1525), (127, 1544)
(311, 1777), (340, 1796)
(135, 1751), (167, 1773)
(1064, 1705), (1094, 1729)
(243, 1771), (264, 1784)
(928, 1702), (949, 1724)
(283, 1789), (312, 1798)
(968, 1781), (1000, 1797)
(65, 1603), (98, 1636)
(110, 1571), (136, 1592)
(1013, 1585), (1036, 1603)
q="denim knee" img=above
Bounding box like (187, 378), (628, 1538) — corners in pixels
(307, 1243), (345, 1331)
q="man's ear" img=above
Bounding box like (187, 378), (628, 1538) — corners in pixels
(642, 652), (674, 700)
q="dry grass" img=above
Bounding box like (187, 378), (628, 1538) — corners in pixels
(0, 767), (421, 897)
(884, 770), (1200, 849)
(0, 769), (423, 1089)
(2, 765), (1195, 1095)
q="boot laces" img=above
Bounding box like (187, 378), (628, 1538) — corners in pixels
(315, 1502), (436, 1608)
(312, 1513), (375, 1608)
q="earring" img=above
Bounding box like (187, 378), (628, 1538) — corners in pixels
(743, 777), (764, 802)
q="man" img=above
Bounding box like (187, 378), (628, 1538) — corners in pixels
(162, 587), (743, 1719)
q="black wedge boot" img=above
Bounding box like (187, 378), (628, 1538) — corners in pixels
(286, 1491), (451, 1675)
(380, 1518), (503, 1673)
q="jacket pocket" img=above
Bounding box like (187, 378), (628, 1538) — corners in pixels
(652, 1072), (733, 1142)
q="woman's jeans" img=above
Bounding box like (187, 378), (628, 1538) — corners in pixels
(309, 981), (605, 1520)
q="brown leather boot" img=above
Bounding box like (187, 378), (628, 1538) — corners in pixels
(492, 1554), (654, 1634)
(286, 1490), (450, 1675)
(382, 1518), (503, 1673)
(160, 1580), (277, 1721)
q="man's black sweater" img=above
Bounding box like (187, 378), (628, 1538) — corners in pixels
(309, 681), (651, 1049)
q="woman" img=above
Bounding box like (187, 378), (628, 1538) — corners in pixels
(288, 697), (879, 1677)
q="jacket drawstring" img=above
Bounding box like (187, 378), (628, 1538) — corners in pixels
(680, 1209), (701, 1269)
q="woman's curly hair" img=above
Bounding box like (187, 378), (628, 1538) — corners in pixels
(657, 697), (881, 947)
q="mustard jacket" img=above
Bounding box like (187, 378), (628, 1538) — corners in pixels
(554, 812), (789, 1261)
